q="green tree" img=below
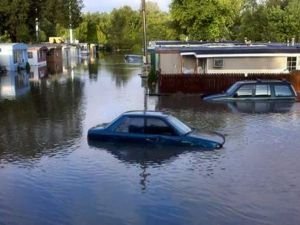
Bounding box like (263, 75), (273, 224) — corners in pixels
(42, 0), (83, 39)
(239, 2), (269, 42)
(75, 18), (88, 42)
(74, 13), (99, 43)
(285, 0), (300, 41)
(96, 13), (111, 45)
(74, 12), (112, 45)
(0, 0), (9, 39)
(0, 0), (83, 42)
(265, 5), (288, 42)
(146, 1), (177, 41)
(170, 0), (243, 41)
(0, 0), (31, 42)
(107, 6), (141, 51)
(74, 2), (178, 48)
(265, 0), (288, 8)
(59, 0), (83, 29)
(239, 0), (300, 42)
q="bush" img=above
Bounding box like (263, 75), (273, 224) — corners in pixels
(147, 67), (157, 85)
(25, 62), (31, 73)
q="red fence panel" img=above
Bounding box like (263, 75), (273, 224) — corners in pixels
(158, 72), (300, 94)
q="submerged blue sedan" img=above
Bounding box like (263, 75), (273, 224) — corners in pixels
(88, 111), (225, 150)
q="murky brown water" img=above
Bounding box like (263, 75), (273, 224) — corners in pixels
(0, 54), (300, 225)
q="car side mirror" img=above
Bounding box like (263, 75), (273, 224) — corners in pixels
(190, 127), (196, 132)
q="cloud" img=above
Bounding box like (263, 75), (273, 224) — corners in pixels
(82, 0), (171, 12)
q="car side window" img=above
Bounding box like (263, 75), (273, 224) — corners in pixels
(115, 117), (145, 134)
(274, 85), (293, 97)
(235, 84), (254, 97)
(145, 118), (175, 136)
(255, 84), (271, 97)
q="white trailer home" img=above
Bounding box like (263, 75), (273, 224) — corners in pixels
(27, 45), (48, 66)
(0, 43), (28, 71)
(149, 41), (300, 75)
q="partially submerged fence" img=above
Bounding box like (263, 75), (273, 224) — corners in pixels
(158, 71), (300, 94)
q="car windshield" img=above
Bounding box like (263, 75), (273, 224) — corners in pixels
(167, 116), (192, 135)
(226, 83), (240, 95)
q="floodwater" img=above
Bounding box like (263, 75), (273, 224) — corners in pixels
(0, 54), (300, 225)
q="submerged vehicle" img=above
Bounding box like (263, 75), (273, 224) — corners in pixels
(88, 111), (225, 150)
(124, 54), (143, 64)
(203, 80), (297, 102)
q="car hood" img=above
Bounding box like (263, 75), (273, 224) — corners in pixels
(202, 93), (228, 101)
(186, 130), (226, 149)
(90, 123), (109, 129)
(88, 123), (109, 134)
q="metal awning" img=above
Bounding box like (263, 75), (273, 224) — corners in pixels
(180, 52), (300, 58)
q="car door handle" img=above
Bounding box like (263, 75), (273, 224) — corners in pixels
(181, 141), (193, 145)
(146, 138), (158, 142)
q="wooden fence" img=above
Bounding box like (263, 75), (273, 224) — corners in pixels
(158, 71), (300, 94)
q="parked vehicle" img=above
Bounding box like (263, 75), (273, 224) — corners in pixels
(88, 111), (225, 149)
(124, 54), (143, 64)
(202, 80), (297, 102)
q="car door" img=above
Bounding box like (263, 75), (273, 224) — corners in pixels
(273, 84), (296, 101)
(231, 84), (255, 101)
(252, 84), (273, 112)
(144, 117), (179, 145)
(229, 84), (255, 111)
(113, 116), (147, 143)
(230, 84), (271, 112)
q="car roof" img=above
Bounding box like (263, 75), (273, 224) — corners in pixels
(122, 110), (169, 118)
(234, 79), (291, 85)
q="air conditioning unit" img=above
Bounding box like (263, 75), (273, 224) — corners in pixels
(213, 58), (223, 68)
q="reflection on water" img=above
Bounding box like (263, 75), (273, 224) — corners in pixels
(1, 54), (300, 225)
(104, 54), (142, 87)
(0, 72), (30, 101)
(88, 140), (190, 164)
(88, 57), (99, 79)
(87, 140), (224, 193)
(0, 76), (84, 163)
(87, 140), (188, 191)
(157, 95), (295, 114)
(222, 100), (294, 113)
(29, 65), (47, 82)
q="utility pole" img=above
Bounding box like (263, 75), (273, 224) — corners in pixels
(142, 0), (147, 64)
(69, 1), (73, 44)
(35, 18), (39, 42)
(35, 8), (39, 42)
(141, 0), (148, 111)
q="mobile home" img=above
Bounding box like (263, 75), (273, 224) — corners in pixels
(0, 43), (28, 71)
(27, 45), (48, 66)
(149, 41), (300, 75)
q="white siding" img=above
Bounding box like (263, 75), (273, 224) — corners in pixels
(159, 53), (181, 74)
(207, 57), (288, 74)
(0, 43), (28, 71)
(27, 50), (39, 66)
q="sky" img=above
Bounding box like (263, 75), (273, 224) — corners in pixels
(82, 0), (172, 13)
